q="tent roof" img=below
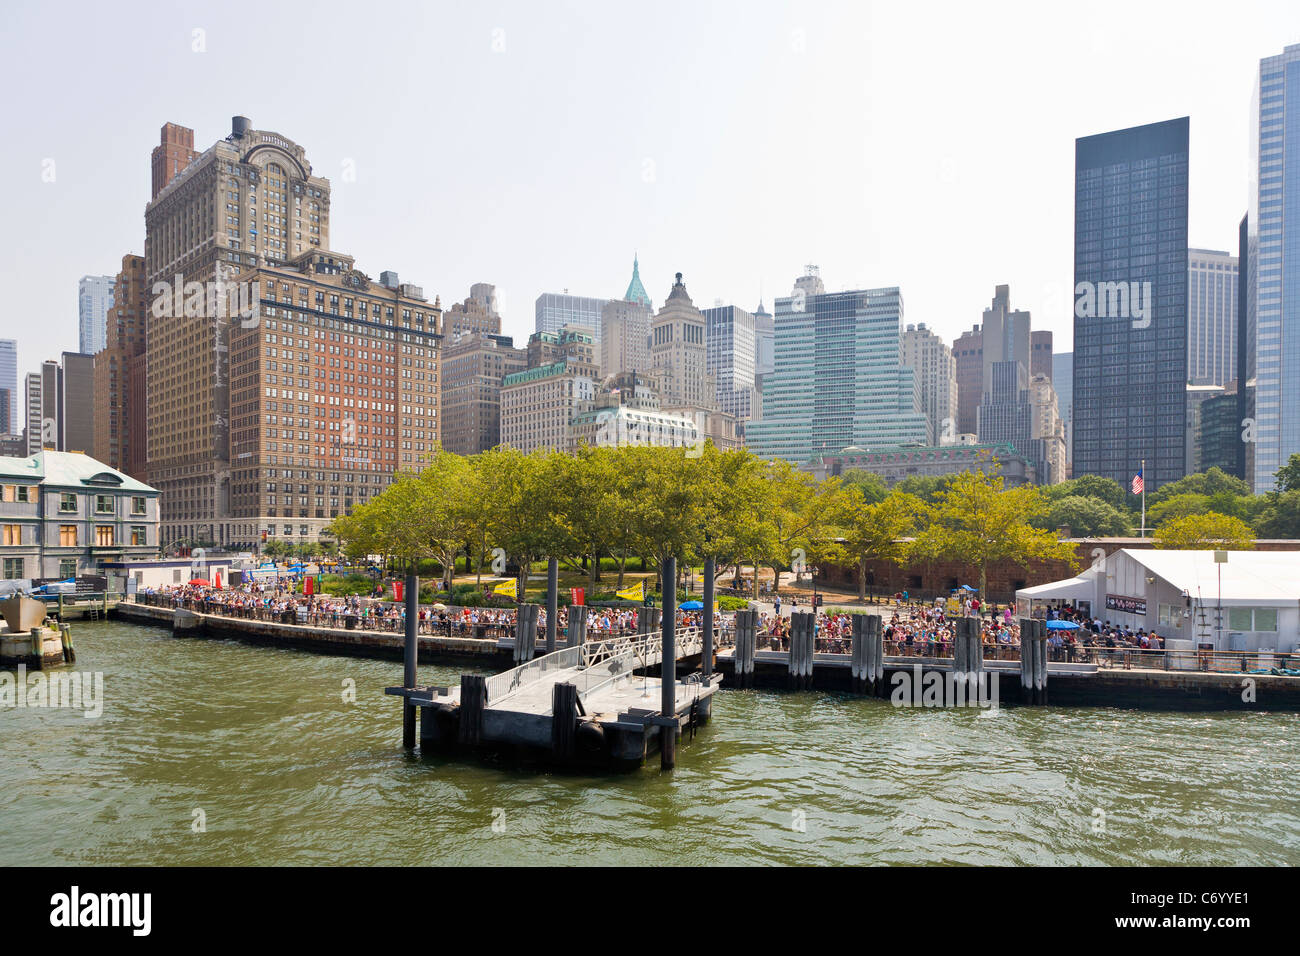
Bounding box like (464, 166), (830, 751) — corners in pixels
(1118, 549), (1300, 606)
(1017, 575), (1095, 600)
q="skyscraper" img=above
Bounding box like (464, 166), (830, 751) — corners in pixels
(443, 284), (502, 343)
(59, 352), (95, 455)
(1053, 352), (1073, 473)
(144, 116), (335, 546)
(901, 323), (957, 443)
(439, 333), (525, 455)
(93, 254), (148, 477)
(0, 338), (17, 435)
(1073, 117), (1189, 491)
(600, 257), (653, 378)
(78, 275), (115, 355)
(953, 324), (983, 436)
(753, 300), (774, 376)
(1246, 43), (1300, 493)
(1187, 248), (1239, 387)
(650, 273), (716, 411)
(702, 304), (757, 422)
(535, 292), (608, 343)
(746, 269), (927, 463)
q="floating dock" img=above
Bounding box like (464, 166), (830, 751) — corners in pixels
(388, 628), (721, 769)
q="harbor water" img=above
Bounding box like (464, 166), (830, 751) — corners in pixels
(1, 619), (1297, 866)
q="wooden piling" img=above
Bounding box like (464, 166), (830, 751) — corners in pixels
(734, 609), (756, 689)
(551, 682), (578, 759)
(567, 604), (588, 648)
(514, 603), (539, 663)
(789, 611), (814, 690)
(458, 673), (487, 747)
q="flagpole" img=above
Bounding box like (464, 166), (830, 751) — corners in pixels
(1140, 458), (1146, 539)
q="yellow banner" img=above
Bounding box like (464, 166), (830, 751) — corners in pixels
(493, 578), (517, 598)
(616, 581), (643, 602)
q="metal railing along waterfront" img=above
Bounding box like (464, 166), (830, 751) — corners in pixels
(750, 629), (1297, 674)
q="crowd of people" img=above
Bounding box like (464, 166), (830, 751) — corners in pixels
(135, 580), (1168, 665)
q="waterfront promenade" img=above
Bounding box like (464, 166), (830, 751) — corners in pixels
(112, 593), (1300, 710)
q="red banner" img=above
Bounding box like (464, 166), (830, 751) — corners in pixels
(571, 587), (585, 606)
(304, 575), (314, 596)
(393, 581), (403, 603)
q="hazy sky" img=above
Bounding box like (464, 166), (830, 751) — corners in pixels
(3, 0), (1299, 383)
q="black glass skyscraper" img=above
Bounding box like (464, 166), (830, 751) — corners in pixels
(1073, 117), (1189, 492)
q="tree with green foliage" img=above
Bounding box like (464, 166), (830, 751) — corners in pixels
(1041, 473), (1131, 513)
(837, 469), (889, 505)
(1274, 453), (1300, 494)
(892, 473), (956, 505)
(1146, 493), (1213, 528)
(1037, 494), (1133, 538)
(762, 458), (840, 599)
(910, 469), (1079, 596)
(1153, 511), (1255, 550)
(829, 489), (922, 600)
(1146, 467), (1252, 505)
(1254, 490), (1300, 539)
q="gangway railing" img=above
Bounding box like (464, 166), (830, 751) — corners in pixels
(484, 626), (704, 707)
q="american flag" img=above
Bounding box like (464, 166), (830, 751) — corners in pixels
(1131, 469), (1144, 495)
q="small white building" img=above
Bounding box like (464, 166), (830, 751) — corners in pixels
(1017, 549), (1300, 653)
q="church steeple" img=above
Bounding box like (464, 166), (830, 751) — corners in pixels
(624, 253), (651, 309)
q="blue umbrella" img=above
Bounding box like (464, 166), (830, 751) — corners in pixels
(679, 600), (703, 610)
(1045, 619), (1080, 631)
(960, 585), (978, 592)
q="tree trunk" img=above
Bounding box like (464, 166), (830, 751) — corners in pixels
(858, 555), (867, 602)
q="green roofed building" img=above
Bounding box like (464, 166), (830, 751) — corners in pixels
(0, 449), (160, 583)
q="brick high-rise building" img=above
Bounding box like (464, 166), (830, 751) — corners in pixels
(93, 253), (147, 478)
(145, 116), (334, 546)
(224, 253), (441, 549)
(439, 332), (525, 455)
(953, 324), (982, 436)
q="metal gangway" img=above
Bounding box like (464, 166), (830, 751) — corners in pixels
(478, 627), (704, 716)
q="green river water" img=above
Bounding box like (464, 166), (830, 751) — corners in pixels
(1, 619), (1297, 866)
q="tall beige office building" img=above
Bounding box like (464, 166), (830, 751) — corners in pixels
(650, 273), (716, 411)
(600, 298), (652, 379)
(902, 323), (957, 444)
(443, 284), (502, 343)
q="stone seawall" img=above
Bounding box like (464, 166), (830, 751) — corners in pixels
(114, 601), (510, 666)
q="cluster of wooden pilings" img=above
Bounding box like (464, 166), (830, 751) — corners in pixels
(732, 609), (758, 688)
(787, 612), (816, 690)
(850, 613), (886, 696)
(1019, 617), (1049, 705)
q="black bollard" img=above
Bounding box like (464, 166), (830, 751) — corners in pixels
(661, 556), (677, 770)
(703, 555), (715, 679)
(402, 569), (418, 748)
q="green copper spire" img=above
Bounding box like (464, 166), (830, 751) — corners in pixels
(624, 254), (651, 308)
